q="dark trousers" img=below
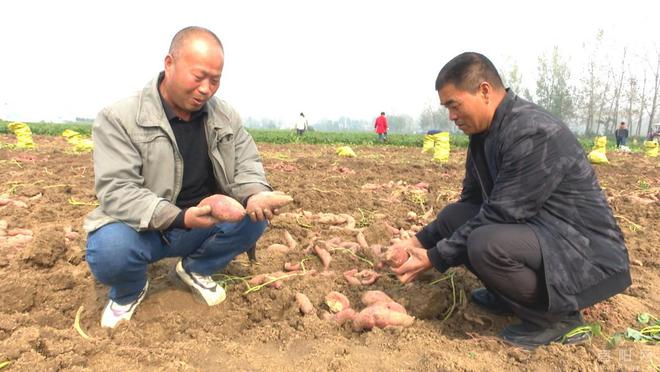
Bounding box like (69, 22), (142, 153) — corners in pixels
(435, 202), (577, 326)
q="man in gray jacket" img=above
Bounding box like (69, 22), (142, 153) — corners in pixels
(391, 52), (631, 348)
(85, 26), (288, 328)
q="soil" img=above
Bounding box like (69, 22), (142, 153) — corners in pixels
(0, 135), (658, 371)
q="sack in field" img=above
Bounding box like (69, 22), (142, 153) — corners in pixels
(62, 129), (93, 152)
(588, 136), (608, 164)
(7, 122), (36, 149)
(644, 140), (659, 157)
(431, 132), (450, 164)
(336, 146), (357, 157)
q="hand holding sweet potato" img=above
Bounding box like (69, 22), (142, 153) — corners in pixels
(246, 191), (293, 222)
(197, 194), (246, 222)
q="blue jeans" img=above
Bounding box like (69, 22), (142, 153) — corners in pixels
(86, 216), (267, 304)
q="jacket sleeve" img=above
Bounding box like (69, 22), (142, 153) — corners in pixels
(416, 150), (482, 249)
(427, 123), (578, 272)
(92, 107), (180, 231)
(227, 114), (272, 202)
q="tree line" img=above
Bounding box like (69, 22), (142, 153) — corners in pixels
(246, 31), (659, 138)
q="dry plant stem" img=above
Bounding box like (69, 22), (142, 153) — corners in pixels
(429, 271), (457, 322)
(329, 247), (374, 267)
(74, 306), (92, 340)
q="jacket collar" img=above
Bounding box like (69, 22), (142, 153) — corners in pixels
(487, 89), (516, 136)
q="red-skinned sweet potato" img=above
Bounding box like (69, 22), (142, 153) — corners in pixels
(384, 245), (409, 268)
(352, 305), (414, 331)
(198, 194), (246, 222)
(325, 291), (350, 313)
(361, 290), (394, 306)
(295, 293), (315, 315)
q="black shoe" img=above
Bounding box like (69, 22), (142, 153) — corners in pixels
(499, 316), (590, 349)
(470, 288), (513, 315)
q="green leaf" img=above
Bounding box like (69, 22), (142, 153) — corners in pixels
(637, 313), (651, 324)
(607, 333), (624, 348)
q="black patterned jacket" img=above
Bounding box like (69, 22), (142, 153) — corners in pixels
(421, 90), (631, 312)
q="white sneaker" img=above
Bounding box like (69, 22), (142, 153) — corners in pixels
(175, 261), (226, 306)
(101, 281), (149, 328)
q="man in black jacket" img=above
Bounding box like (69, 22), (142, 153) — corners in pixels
(392, 52), (631, 348)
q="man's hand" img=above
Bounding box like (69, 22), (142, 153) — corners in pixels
(183, 205), (219, 229)
(391, 244), (433, 284)
(245, 191), (293, 222)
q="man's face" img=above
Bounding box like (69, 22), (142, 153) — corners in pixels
(162, 36), (224, 117)
(438, 83), (491, 135)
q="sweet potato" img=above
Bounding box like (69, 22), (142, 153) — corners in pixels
(283, 230), (297, 250)
(198, 194), (246, 222)
(343, 269), (362, 286)
(355, 269), (380, 285)
(295, 293), (315, 315)
(352, 305), (415, 331)
(384, 245), (409, 268)
(339, 241), (360, 251)
(284, 262), (301, 271)
(371, 300), (407, 314)
(361, 290), (394, 306)
(267, 243), (290, 254)
(356, 231), (369, 249)
(383, 222), (401, 235)
(332, 308), (357, 325)
(313, 245), (332, 271)
(262, 191), (294, 209)
(339, 214), (356, 229)
(325, 291), (350, 313)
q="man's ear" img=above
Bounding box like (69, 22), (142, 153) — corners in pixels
(479, 82), (492, 104)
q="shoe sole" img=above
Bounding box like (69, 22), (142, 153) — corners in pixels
(499, 331), (591, 350)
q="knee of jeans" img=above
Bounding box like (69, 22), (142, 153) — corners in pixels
(86, 237), (135, 284)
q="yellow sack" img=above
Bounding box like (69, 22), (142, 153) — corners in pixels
(62, 129), (93, 152)
(644, 141), (659, 157)
(431, 132), (450, 164)
(588, 136), (608, 164)
(336, 146), (357, 157)
(7, 122), (36, 149)
(422, 134), (435, 153)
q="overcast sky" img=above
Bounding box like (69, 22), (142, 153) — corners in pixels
(1, 0), (658, 124)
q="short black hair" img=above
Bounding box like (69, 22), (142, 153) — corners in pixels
(169, 26), (224, 58)
(380, 112), (385, 115)
(435, 52), (504, 93)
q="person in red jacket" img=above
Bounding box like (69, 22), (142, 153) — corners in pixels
(374, 112), (388, 142)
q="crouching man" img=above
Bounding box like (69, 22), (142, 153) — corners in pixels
(391, 52), (631, 348)
(84, 26), (286, 328)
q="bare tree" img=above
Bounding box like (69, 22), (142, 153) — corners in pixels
(624, 72), (638, 134)
(635, 72), (647, 137)
(595, 71), (612, 135)
(646, 51), (660, 137)
(578, 30), (605, 135)
(608, 48), (627, 135)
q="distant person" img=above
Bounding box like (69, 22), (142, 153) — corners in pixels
(374, 112), (388, 142)
(391, 52), (630, 349)
(85, 26), (290, 328)
(295, 112), (308, 136)
(614, 121), (628, 148)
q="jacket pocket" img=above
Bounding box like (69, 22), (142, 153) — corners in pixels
(131, 130), (175, 194)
